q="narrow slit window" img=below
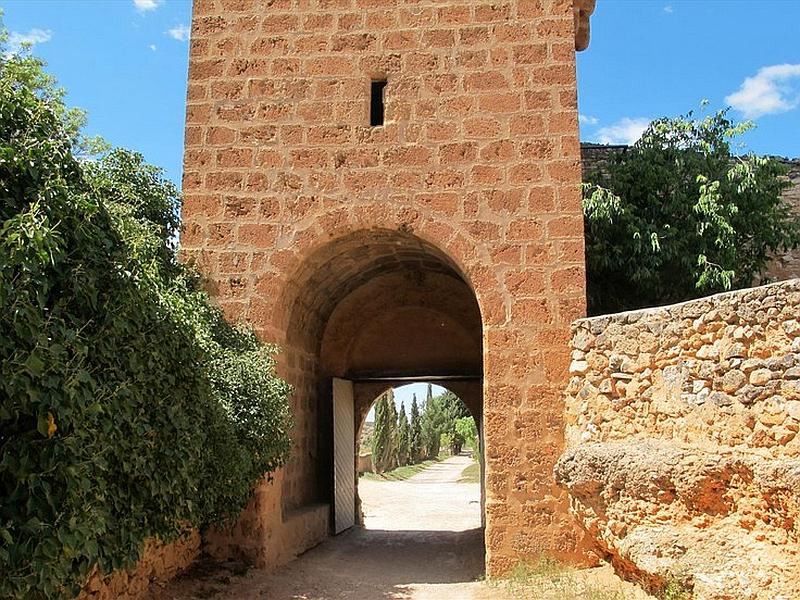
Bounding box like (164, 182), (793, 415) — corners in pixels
(370, 80), (387, 127)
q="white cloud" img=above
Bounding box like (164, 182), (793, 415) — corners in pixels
(664, 5), (674, 14)
(725, 64), (800, 119)
(595, 117), (651, 145)
(133, 0), (162, 12)
(579, 114), (599, 125)
(5, 28), (53, 56)
(149, 44), (157, 52)
(166, 24), (190, 42)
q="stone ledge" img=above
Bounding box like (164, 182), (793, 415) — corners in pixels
(574, 0), (596, 51)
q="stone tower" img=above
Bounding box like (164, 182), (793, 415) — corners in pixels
(181, 0), (595, 575)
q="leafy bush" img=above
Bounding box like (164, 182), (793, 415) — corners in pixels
(421, 389), (470, 458)
(0, 43), (291, 598)
(455, 416), (478, 453)
(584, 107), (800, 315)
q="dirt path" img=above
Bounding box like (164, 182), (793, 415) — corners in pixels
(359, 453), (481, 531)
(150, 456), (652, 599)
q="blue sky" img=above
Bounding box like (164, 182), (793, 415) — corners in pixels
(2, 1), (799, 190)
(365, 383), (446, 423)
(1, 0), (193, 185)
(578, 1), (800, 154)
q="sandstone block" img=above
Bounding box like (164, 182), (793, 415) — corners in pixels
(721, 369), (746, 393)
(555, 440), (800, 600)
(749, 368), (773, 385)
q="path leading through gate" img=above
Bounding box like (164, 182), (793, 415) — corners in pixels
(152, 455), (495, 599)
(149, 455), (652, 599)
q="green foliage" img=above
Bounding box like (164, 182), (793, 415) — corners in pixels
(396, 402), (410, 467)
(661, 578), (692, 600)
(0, 44), (291, 598)
(408, 394), (422, 463)
(457, 461), (480, 484)
(421, 397), (445, 459)
(583, 107), (800, 315)
(502, 557), (637, 600)
(370, 392), (395, 474)
(421, 389), (469, 459)
(456, 416), (478, 453)
(369, 386), (471, 469)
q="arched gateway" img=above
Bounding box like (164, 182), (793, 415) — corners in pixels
(181, 0), (595, 576)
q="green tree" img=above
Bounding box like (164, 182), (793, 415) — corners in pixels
(0, 37), (291, 598)
(440, 391), (470, 454)
(421, 395), (441, 459)
(386, 389), (398, 470)
(583, 106), (800, 315)
(421, 390), (471, 457)
(409, 394), (423, 463)
(371, 392), (394, 473)
(456, 416), (479, 454)
(396, 402), (410, 466)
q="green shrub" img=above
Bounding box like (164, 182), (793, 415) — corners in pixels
(584, 106), (800, 315)
(0, 41), (291, 598)
(455, 416), (478, 453)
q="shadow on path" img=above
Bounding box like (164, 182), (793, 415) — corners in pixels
(150, 526), (485, 599)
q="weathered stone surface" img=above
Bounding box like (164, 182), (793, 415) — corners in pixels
(555, 441), (800, 600)
(750, 368), (773, 385)
(563, 279), (800, 455)
(78, 532), (201, 600)
(560, 279), (800, 599)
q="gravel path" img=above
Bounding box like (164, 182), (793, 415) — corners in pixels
(150, 455), (651, 599)
(359, 453), (481, 531)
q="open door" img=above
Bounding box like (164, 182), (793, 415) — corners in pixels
(332, 377), (355, 534)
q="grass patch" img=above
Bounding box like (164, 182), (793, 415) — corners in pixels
(458, 461), (480, 483)
(498, 556), (653, 600)
(662, 579), (692, 600)
(360, 460), (438, 481)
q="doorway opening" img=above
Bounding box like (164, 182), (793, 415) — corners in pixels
(278, 229), (485, 575)
(357, 383), (482, 533)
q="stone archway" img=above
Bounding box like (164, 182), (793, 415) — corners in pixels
(277, 229), (483, 524)
(180, 0), (592, 574)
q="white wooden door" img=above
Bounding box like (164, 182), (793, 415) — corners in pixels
(332, 378), (355, 534)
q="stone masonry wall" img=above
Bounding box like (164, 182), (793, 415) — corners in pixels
(182, 0), (590, 576)
(564, 279), (800, 453)
(78, 533), (201, 600)
(767, 159), (800, 280)
(556, 279), (800, 599)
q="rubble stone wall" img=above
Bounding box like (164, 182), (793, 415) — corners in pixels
(557, 279), (800, 600)
(564, 279), (800, 454)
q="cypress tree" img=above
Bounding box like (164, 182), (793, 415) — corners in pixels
(396, 402), (410, 466)
(421, 390), (444, 459)
(371, 392), (394, 473)
(409, 393), (422, 463)
(386, 389), (398, 470)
